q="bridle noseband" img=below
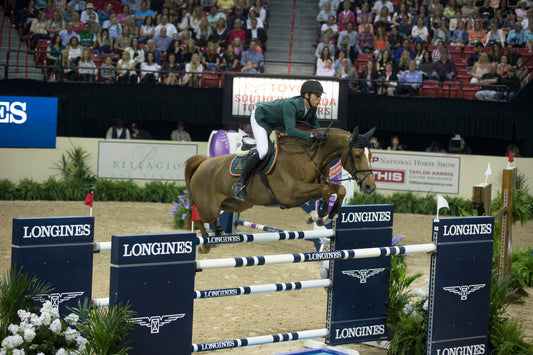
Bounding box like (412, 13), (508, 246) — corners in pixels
(347, 140), (374, 187)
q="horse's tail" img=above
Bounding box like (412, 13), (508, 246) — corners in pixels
(184, 155), (208, 199)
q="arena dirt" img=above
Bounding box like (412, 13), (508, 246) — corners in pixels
(0, 201), (531, 354)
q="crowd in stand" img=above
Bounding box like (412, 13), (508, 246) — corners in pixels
(314, 0), (532, 100)
(15, 0), (269, 84)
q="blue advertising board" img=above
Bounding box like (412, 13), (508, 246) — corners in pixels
(0, 96), (58, 148)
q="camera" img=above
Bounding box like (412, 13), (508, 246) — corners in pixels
(449, 134), (465, 153)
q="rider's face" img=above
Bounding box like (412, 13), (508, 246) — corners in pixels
(308, 93), (322, 108)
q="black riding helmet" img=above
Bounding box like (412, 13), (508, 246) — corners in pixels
(300, 80), (324, 96)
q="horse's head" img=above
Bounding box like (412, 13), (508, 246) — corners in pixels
(343, 126), (376, 195)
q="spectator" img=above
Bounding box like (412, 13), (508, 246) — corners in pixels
(246, 9), (264, 29)
(522, 9), (533, 31)
(467, 42), (485, 68)
(374, 27), (387, 55)
(387, 26), (404, 53)
(336, 57), (358, 90)
(461, 0), (477, 18)
(377, 62), (398, 95)
(376, 49), (393, 73)
(360, 60), (379, 94)
(125, 37), (145, 71)
(87, 12), (102, 35)
(139, 15), (154, 43)
(240, 39), (264, 72)
(58, 22), (79, 48)
(475, 62), (502, 100)
(317, 2), (336, 24)
(97, 28), (113, 55)
(374, 7), (392, 31)
(430, 49), (455, 81)
(443, 0), (458, 19)
(503, 12), (518, 34)
(387, 136), (404, 150)
(250, 0), (267, 24)
(411, 16), (429, 44)
(397, 60), (423, 96)
(134, 1), (155, 27)
(432, 20), (451, 45)
(182, 53), (203, 86)
(524, 22), (533, 48)
(155, 15), (178, 38)
(81, 2), (99, 23)
(515, 57), (529, 87)
(357, 24), (375, 53)
(317, 46), (333, 69)
(393, 3), (411, 27)
(207, 5), (226, 27)
(212, 18), (229, 48)
(78, 48), (98, 81)
(373, 0), (393, 15)
(358, 3), (373, 24)
(68, 0), (86, 13)
(42, 0), (55, 19)
(507, 23), (525, 45)
(419, 50), (433, 79)
(241, 59), (258, 73)
(115, 25), (134, 54)
(221, 44), (239, 71)
(45, 9), (65, 36)
(103, 13), (122, 40)
(413, 42), (425, 66)
(70, 11), (84, 33)
(116, 4), (131, 24)
(154, 26), (172, 55)
(479, 0), (495, 27)
(61, 3), (74, 24)
(202, 41), (221, 71)
(229, 19), (246, 43)
(426, 141), (447, 153)
(507, 43), (522, 66)
(106, 119), (131, 139)
(397, 49), (412, 71)
(78, 22), (95, 47)
(130, 123), (153, 139)
(45, 34), (64, 72)
(246, 18), (267, 49)
(370, 136), (381, 149)
(471, 52), (490, 83)
(505, 144), (521, 157)
(427, 0), (443, 17)
(171, 122), (191, 141)
(339, 1), (356, 25)
(413, 5), (430, 29)
(321, 16), (338, 39)
(228, 7), (246, 30)
(357, 14), (374, 35)
(338, 21), (358, 47)
(451, 20), (468, 46)
(397, 16), (412, 38)
(394, 39), (414, 63)
(315, 33), (335, 58)
(431, 41), (449, 62)
(489, 42), (504, 62)
(316, 57), (336, 76)
(141, 51), (161, 83)
(498, 55), (512, 76)
(67, 36), (82, 64)
(98, 2), (113, 24)
(31, 11), (52, 44)
(146, 38), (161, 64)
(515, 0), (528, 22)
(469, 21), (487, 45)
(190, 5), (205, 31)
(162, 52), (181, 85)
(116, 50), (137, 83)
(492, 9), (505, 29)
(57, 48), (76, 81)
(449, 9), (463, 31)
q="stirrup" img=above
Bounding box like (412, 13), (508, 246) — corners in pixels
(232, 182), (247, 201)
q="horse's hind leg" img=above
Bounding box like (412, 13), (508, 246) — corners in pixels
(197, 222), (212, 254)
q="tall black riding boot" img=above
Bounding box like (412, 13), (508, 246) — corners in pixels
(232, 150), (262, 201)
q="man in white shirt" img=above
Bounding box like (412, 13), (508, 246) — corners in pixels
(246, 9), (264, 29)
(154, 15), (178, 38)
(373, 0), (394, 14)
(81, 3), (99, 24)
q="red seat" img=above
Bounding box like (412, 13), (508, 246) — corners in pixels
(420, 83), (441, 97)
(457, 68), (470, 77)
(463, 46), (476, 59)
(35, 39), (51, 64)
(519, 48), (533, 57)
(454, 57), (468, 69)
(91, 53), (102, 66)
(441, 82), (463, 98)
(461, 84), (479, 100)
(447, 45), (463, 56)
(199, 71), (221, 88)
(427, 44), (438, 52)
(357, 53), (373, 62)
(357, 62), (366, 74)
(483, 46), (491, 53)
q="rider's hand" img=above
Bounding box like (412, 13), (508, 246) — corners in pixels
(311, 131), (327, 142)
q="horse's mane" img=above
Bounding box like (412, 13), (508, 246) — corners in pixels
(279, 127), (350, 144)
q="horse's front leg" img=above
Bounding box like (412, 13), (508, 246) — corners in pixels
(313, 183), (346, 226)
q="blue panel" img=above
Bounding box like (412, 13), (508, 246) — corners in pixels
(328, 318), (388, 345)
(428, 337), (488, 355)
(433, 216), (494, 243)
(335, 205), (394, 230)
(111, 233), (197, 265)
(0, 96), (58, 148)
(12, 216), (94, 245)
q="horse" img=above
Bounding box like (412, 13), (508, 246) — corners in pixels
(185, 127), (376, 251)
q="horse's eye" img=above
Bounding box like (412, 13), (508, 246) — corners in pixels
(354, 154), (361, 159)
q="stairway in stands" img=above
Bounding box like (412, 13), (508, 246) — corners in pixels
(264, 0), (317, 75)
(0, 6), (44, 80)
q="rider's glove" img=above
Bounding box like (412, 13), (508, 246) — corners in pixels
(311, 131), (327, 142)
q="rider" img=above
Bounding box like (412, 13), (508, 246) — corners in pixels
(232, 79), (328, 201)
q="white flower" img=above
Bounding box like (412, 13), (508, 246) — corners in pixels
(40, 301), (53, 313)
(17, 310), (30, 322)
(402, 301), (414, 315)
(0, 349), (7, 355)
(49, 319), (62, 334)
(37, 353), (45, 355)
(423, 300), (429, 311)
(12, 349), (25, 355)
(76, 335), (88, 350)
(55, 348), (67, 355)
(8, 324), (20, 335)
(30, 314), (42, 327)
(63, 327), (79, 341)
(64, 314), (79, 326)
(40, 312), (52, 326)
(49, 307), (60, 320)
(425, 278), (430, 286)
(412, 288), (428, 300)
(22, 327), (36, 342)
(1, 334), (24, 348)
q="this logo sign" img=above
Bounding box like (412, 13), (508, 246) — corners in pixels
(0, 96), (58, 148)
(342, 268), (385, 283)
(33, 292), (85, 309)
(130, 314), (185, 333)
(443, 284), (486, 301)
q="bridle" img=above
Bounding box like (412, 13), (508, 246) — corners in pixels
(346, 139), (374, 188)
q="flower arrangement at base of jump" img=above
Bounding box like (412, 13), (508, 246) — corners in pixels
(170, 190), (192, 230)
(1, 301), (88, 355)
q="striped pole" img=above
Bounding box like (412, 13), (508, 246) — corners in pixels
(196, 229), (334, 245)
(92, 279), (332, 307)
(191, 328), (329, 352)
(234, 219), (285, 233)
(194, 279), (332, 299)
(196, 244), (437, 271)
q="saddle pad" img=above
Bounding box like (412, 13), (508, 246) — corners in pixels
(229, 143), (279, 177)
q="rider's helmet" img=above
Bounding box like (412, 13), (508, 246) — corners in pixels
(300, 80), (324, 97)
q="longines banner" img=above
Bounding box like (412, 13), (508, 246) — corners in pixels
(98, 141), (198, 180)
(0, 96), (58, 148)
(371, 152), (461, 194)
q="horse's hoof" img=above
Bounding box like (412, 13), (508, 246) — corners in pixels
(198, 245), (211, 254)
(307, 211), (318, 224)
(306, 216), (314, 224)
(315, 219), (324, 227)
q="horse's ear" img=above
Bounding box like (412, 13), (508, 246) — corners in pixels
(350, 127), (359, 144)
(362, 127), (376, 140)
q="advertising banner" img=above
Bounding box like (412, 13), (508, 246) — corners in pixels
(98, 141), (198, 180)
(371, 152), (461, 194)
(0, 96), (58, 148)
(229, 76), (340, 120)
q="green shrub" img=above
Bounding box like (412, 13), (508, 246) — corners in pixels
(0, 180), (17, 200)
(511, 247), (533, 288)
(41, 177), (67, 200)
(16, 178), (44, 200)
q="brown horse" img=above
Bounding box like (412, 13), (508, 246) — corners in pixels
(185, 127), (376, 245)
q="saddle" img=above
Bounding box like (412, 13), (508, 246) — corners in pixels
(229, 131), (279, 177)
